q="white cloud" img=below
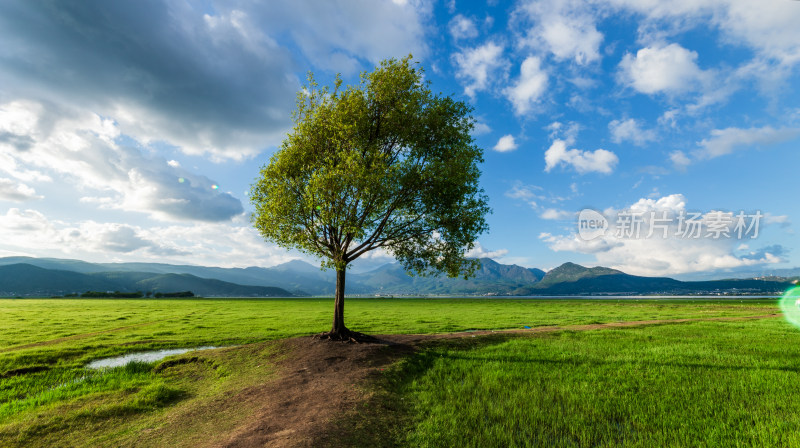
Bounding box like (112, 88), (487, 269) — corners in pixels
(540, 231), (621, 254)
(607, 0), (800, 67)
(0, 3), (301, 161)
(539, 193), (783, 276)
(244, 0), (432, 75)
(504, 56), (548, 115)
(465, 242), (509, 259)
(697, 126), (800, 159)
(472, 120), (491, 135)
(513, 0), (603, 65)
(720, 1), (800, 66)
(0, 100), (243, 222)
(601, 0), (800, 100)
(764, 213), (789, 226)
(505, 182), (575, 212)
(544, 139), (618, 174)
(609, 118), (656, 146)
(618, 43), (705, 95)
(658, 109), (680, 128)
(0, 178), (42, 202)
(0, 208), (297, 268)
(493, 135), (518, 152)
(540, 208), (573, 220)
(669, 150), (691, 170)
(452, 42), (506, 98)
(505, 183), (544, 209)
(449, 14), (478, 41)
(546, 121), (581, 144)
(0, 1), (435, 160)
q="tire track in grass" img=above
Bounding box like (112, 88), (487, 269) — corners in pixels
(0, 320), (170, 353)
(431, 312), (782, 339)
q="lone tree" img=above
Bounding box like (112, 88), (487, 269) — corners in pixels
(250, 56), (489, 341)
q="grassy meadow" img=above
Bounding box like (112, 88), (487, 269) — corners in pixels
(368, 318), (800, 447)
(0, 297), (793, 446)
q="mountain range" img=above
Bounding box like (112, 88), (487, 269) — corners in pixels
(0, 256), (795, 298)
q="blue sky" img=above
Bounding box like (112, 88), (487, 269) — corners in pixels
(0, 0), (798, 279)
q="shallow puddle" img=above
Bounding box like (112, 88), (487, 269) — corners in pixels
(86, 346), (219, 369)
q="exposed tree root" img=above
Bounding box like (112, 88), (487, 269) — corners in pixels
(313, 328), (380, 344)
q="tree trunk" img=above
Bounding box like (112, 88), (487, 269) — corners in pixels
(330, 268), (347, 335)
(317, 267), (375, 342)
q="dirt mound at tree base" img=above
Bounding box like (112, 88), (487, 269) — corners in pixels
(217, 336), (415, 447)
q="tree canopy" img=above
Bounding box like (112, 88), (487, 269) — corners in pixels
(250, 56), (489, 339)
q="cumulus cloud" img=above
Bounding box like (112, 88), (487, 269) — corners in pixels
(669, 150), (691, 170)
(0, 178), (42, 202)
(540, 208), (574, 220)
(697, 126), (800, 159)
(764, 213), (790, 227)
(0, 208), (300, 267)
(0, 209), (172, 256)
(472, 120), (492, 135)
(452, 42), (507, 98)
(0, 1), (433, 160)
(544, 139), (618, 174)
(609, 118), (657, 146)
(505, 183), (544, 208)
(607, 0), (800, 67)
(504, 56), (548, 115)
(449, 14), (478, 41)
(540, 193), (784, 276)
(0, 100), (243, 222)
(493, 135), (518, 152)
(465, 242), (509, 259)
(513, 0), (603, 65)
(618, 43), (706, 95)
(546, 121), (581, 144)
(239, 0), (431, 76)
(0, 1), (302, 160)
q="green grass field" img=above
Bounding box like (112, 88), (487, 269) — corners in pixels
(372, 318), (800, 447)
(0, 297), (792, 446)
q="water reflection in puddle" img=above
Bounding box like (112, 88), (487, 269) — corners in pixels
(86, 346), (219, 369)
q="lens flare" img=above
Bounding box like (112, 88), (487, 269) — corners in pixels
(212, 184), (219, 190)
(178, 177), (185, 183)
(779, 286), (800, 328)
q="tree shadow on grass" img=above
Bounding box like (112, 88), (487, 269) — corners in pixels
(311, 334), (517, 448)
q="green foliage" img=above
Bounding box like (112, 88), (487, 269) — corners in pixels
(250, 56), (489, 276)
(536, 262), (622, 286)
(81, 291), (144, 298)
(153, 291), (194, 298)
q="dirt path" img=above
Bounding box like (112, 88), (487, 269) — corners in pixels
(211, 313), (780, 447)
(427, 312), (782, 339)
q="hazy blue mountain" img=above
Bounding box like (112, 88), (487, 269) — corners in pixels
(349, 258), (548, 295)
(675, 266), (800, 281)
(0, 257), (106, 274)
(0, 264), (293, 297)
(0, 257), (792, 297)
(0, 257), (330, 295)
(128, 273), (292, 297)
(0, 264), (119, 296)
